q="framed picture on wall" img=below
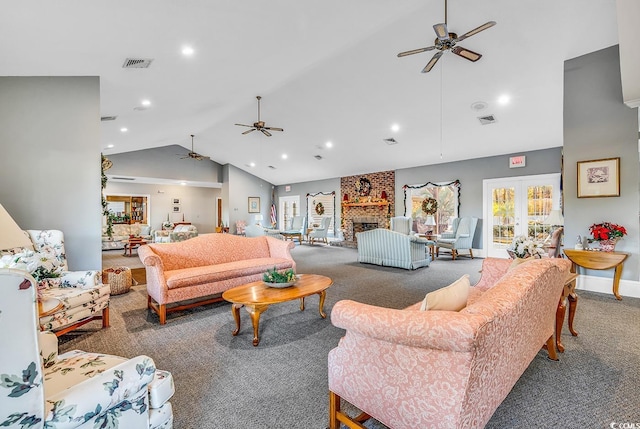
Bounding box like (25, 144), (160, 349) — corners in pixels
(172, 198), (181, 205)
(577, 157), (620, 198)
(172, 204), (181, 213)
(248, 197), (260, 213)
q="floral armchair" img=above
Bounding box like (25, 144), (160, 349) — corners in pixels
(0, 268), (174, 429)
(1, 229), (110, 336)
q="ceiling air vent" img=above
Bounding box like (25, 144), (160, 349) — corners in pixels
(383, 138), (398, 145)
(314, 155), (323, 160)
(478, 115), (497, 125)
(268, 165), (276, 170)
(122, 58), (154, 69)
(100, 116), (117, 121)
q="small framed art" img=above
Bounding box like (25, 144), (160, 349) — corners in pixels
(172, 198), (181, 205)
(577, 157), (620, 198)
(248, 197), (260, 213)
(172, 205), (181, 213)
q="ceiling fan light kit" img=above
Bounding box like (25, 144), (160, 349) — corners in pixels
(235, 96), (284, 137)
(397, 0), (495, 73)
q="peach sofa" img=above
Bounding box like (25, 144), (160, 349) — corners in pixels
(138, 234), (296, 324)
(328, 257), (571, 429)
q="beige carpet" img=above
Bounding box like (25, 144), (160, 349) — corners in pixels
(102, 249), (144, 270)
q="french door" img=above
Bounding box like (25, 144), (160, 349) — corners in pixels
(483, 173), (561, 258)
(278, 195), (300, 230)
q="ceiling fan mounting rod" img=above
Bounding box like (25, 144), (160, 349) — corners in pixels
(256, 95), (261, 122)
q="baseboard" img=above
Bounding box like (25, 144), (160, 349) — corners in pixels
(575, 274), (640, 299)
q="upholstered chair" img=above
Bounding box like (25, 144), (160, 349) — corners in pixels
(0, 268), (174, 429)
(244, 224), (266, 237)
(309, 217), (331, 244)
(435, 217), (478, 260)
(282, 216), (306, 242)
(235, 220), (247, 235)
(390, 216), (413, 235)
(24, 230), (110, 336)
(547, 226), (564, 258)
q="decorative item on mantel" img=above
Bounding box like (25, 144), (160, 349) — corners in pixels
(589, 221), (627, 252)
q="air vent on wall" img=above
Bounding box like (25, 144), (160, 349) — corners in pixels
(383, 138), (398, 145)
(100, 116), (117, 121)
(268, 165), (276, 169)
(122, 58), (154, 69)
(314, 155), (323, 160)
(478, 115), (497, 125)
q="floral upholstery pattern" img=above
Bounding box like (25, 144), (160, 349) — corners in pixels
(138, 234), (295, 323)
(153, 225), (198, 243)
(24, 230), (109, 335)
(328, 257), (571, 429)
(0, 269), (174, 429)
(102, 224), (152, 249)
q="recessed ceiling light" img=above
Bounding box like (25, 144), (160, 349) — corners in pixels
(141, 99), (151, 107)
(182, 46), (194, 56)
(391, 123), (400, 133)
(497, 94), (510, 105)
(281, 154), (288, 160)
(249, 162), (256, 167)
(120, 127), (128, 132)
(325, 141), (333, 148)
(180, 182), (187, 186)
(107, 144), (114, 149)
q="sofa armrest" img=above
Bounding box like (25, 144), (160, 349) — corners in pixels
(331, 300), (487, 352)
(39, 331), (58, 368)
(473, 258), (511, 291)
(59, 270), (101, 288)
(45, 354), (156, 423)
(266, 237), (295, 261)
(138, 246), (169, 302)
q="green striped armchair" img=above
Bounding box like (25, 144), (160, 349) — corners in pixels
(356, 228), (431, 270)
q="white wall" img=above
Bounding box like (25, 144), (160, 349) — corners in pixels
(0, 76), (102, 270)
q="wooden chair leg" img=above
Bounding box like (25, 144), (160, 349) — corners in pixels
(546, 336), (559, 361)
(452, 249), (457, 260)
(102, 307), (110, 328)
(469, 249), (474, 259)
(329, 391), (340, 429)
(159, 304), (167, 325)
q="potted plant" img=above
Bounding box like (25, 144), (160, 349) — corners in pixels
(589, 222), (627, 252)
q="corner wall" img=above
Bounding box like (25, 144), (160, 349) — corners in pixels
(564, 45), (640, 282)
(0, 77), (102, 270)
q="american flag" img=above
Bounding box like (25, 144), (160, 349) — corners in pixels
(270, 187), (277, 227)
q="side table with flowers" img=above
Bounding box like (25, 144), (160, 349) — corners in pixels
(589, 222), (627, 252)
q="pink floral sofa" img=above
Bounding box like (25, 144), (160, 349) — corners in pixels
(328, 257), (571, 429)
(138, 234), (296, 324)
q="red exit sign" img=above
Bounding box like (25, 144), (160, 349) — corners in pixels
(509, 156), (526, 168)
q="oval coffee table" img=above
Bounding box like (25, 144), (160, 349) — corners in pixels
(222, 273), (332, 346)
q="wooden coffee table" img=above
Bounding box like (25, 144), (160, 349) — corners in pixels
(222, 274), (332, 346)
(123, 238), (146, 257)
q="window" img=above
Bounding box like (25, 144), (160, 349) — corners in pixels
(403, 181), (461, 235)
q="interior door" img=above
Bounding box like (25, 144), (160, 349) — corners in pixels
(483, 173), (560, 258)
(278, 196), (299, 230)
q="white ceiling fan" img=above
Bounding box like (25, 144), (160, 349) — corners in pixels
(234, 96), (284, 137)
(178, 134), (209, 161)
(397, 0), (496, 73)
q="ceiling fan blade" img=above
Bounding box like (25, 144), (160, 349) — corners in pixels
(242, 128), (257, 135)
(397, 46), (437, 57)
(235, 123), (253, 128)
(261, 129), (272, 137)
(455, 21), (496, 42)
(433, 23), (449, 41)
(452, 46), (482, 62)
(263, 126), (283, 132)
(421, 51), (443, 73)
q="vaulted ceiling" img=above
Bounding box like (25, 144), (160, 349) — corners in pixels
(1, 1), (622, 185)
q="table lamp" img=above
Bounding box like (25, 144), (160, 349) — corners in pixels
(0, 204), (32, 250)
(254, 214), (263, 226)
(543, 210), (564, 228)
(425, 215), (436, 235)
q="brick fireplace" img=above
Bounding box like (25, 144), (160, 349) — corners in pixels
(340, 171), (394, 246)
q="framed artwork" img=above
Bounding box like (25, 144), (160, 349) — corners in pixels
(577, 157), (620, 198)
(172, 205), (181, 213)
(172, 198), (181, 205)
(248, 197), (260, 213)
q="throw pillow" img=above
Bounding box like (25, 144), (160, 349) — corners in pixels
(420, 274), (470, 311)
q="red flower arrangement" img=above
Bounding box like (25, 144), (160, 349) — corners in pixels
(589, 222), (627, 241)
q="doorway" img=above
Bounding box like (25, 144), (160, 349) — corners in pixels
(483, 173), (561, 258)
(278, 195), (300, 230)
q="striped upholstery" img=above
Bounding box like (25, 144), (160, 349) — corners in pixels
(390, 216), (413, 235)
(356, 228), (431, 270)
(436, 217), (478, 257)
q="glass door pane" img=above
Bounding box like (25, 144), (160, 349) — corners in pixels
(488, 184), (517, 257)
